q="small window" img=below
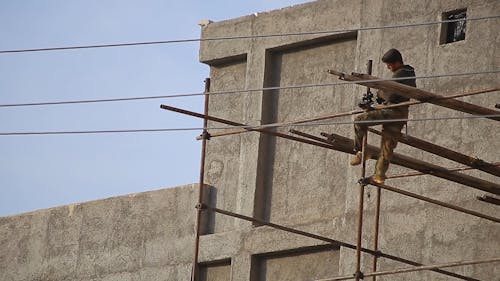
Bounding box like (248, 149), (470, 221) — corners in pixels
(440, 9), (467, 44)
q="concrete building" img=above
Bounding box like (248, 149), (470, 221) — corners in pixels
(1, 0), (499, 280)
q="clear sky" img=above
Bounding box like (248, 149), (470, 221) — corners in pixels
(0, 0), (313, 216)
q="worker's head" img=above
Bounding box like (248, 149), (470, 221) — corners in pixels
(381, 49), (404, 72)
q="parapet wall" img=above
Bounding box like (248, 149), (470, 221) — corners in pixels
(0, 185), (200, 281)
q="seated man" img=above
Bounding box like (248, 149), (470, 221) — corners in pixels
(350, 49), (416, 184)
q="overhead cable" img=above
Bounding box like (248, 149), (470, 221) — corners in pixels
(0, 15), (498, 54)
(1, 69), (499, 108)
(1, 114), (499, 136)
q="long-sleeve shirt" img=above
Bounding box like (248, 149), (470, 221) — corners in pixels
(377, 65), (416, 104)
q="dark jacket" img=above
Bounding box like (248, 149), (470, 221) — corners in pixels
(377, 65), (416, 104)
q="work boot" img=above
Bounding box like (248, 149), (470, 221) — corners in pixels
(350, 151), (363, 166)
(371, 174), (385, 184)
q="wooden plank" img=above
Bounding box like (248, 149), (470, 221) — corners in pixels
(160, 103), (500, 195)
(197, 88), (499, 140)
(327, 70), (500, 121)
(317, 132), (500, 195)
(368, 128), (500, 177)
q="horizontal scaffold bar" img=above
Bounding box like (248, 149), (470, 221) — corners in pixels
(328, 70), (500, 121)
(197, 87), (500, 140)
(317, 131), (500, 195)
(368, 128), (500, 177)
(364, 179), (500, 223)
(160, 104), (480, 281)
(315, 257), (500, 281)
(202, 205), (478, 281)
(387, 163), (500, 179)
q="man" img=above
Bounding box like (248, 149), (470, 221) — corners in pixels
(350, 49), (416, 184)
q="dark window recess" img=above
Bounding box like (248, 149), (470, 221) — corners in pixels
(441, 9), (467, 44)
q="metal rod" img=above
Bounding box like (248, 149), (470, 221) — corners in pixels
(208, 206), (346, 246)
(354, 59), (372, 281)
(367, 179), (500, 223)
(291, 130), (500, 223)
(368, 128), (500, 177)
(387, 162), (500, 179)
(205, 206), (478, 281)
(191, 78), (211, 281)
(354, 137), (367, 281)
(298, 129), (500, 195)
(371, 185), (382, 281)
(320, 132), (500, 195)
(329, 70), (500, 121)
(316, 257), (500, 281)
(159, 106), (478, 281)
(160, 104), (344, 152)
(477, 195), (500, 206)
(364, 59), (381, 281)
(199, 88), (499, 140)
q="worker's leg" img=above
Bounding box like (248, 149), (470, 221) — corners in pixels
(353, 110), (388, 151)
(373, 108), (408, 182)
(352, 110), (387, 166)
(374, 124), (403, 181)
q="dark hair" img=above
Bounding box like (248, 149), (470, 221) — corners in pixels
(381, 49), (403, 63)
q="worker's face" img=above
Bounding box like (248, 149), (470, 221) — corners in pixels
(386, 62), (402, 72)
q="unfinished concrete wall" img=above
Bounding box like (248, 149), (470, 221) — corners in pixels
(0, 185), (201, 281)
(198, 0), (500, 280)
(1, 1), (499, 281)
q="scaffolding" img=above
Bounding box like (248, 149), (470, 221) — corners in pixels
(161, 63), (500, 280)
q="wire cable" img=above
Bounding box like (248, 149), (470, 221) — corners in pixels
(1, 69), (499, 108)
(1, 114), (499, 136)
(0, 15), (498, 54)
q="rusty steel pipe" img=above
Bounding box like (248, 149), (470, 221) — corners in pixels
(160, 104), (344, 152)
(191, 78), (211, 281)
(368, 128), (500, 177)
(160, 105), (478, 281)
(355, 120), (369, 280)
(354, 61), (372, 278)
(371, 185), (382, 281)
(317, 257), (500, 281)
(367, 180), (500, 223)
(199, 88), (500, 140)
(206, 206), (479, 281)
(477, 195), (500, 206)
(387, 162), (500, 179)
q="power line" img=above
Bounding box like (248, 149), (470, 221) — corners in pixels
(1, 114), (499, 136)
(0, 15), (498, 54)
(1, 69), (499, 108)
(0, 128), (196, 136)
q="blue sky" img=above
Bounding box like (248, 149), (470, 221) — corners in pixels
(0, 0), (312, 216)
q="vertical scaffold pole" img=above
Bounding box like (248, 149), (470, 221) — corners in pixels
(355, 131), (367, 281)
(191, 78), (211, 281)
(355, 60), (372, 281)
(371, 186), (382, 281)
(365, 59), (381, 281)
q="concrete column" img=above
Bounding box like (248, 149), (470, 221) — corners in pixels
(230, 252), (253, 281)
(233, 45), (267, 229)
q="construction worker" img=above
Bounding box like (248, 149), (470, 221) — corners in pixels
(350, 49), (416, 184)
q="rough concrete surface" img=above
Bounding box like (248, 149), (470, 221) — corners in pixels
(2, 0), (499, 280)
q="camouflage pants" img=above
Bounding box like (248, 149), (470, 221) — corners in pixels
(354, 107), (408, 178)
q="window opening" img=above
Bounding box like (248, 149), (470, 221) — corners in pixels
(441, 9), (467, 44)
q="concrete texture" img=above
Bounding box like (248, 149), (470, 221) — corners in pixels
(2, 0), (499, 280)
(0, 185), (199, 281)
